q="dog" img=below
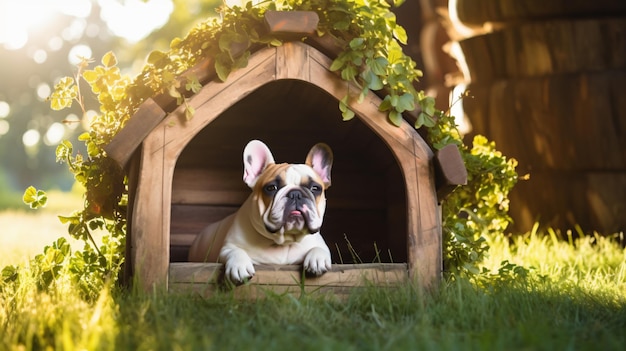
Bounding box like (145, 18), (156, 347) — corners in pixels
(188, 140), (333, 283)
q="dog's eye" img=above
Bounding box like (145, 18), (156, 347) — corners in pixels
(310, 184), (322, 194)
(264, 184), (278, 194)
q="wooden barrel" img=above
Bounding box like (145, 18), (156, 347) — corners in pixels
(452, 2), (626, 233)
(454, 0), (626, 26)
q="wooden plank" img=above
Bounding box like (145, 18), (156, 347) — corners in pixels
(160, 46), (278, 153)
(104, 98), (166, 168)
(131, 124), (171, 289)
(408, 135), (442, 289)
(171, 169), (248, 205)
(265, 11), (319, 36)
(276, 42), (310, 80)
(122, 149), (142, 284)
(169, 263), (408, 288)
(171, 168), (387, 208)
(434, 144), (468, 201)
(170, 204), (238, 234)
(170, 233), (197, 247)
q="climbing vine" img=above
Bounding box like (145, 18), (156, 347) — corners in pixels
(8, 0), (517, 296)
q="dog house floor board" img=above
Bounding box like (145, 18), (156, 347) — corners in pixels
(169, 263), (408, 298)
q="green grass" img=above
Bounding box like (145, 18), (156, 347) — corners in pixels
(1, 210), (625, 350)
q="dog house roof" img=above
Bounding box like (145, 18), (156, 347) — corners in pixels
(104, 11), (430, 168)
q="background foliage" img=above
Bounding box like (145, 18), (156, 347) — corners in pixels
(9, 0), (518, 297)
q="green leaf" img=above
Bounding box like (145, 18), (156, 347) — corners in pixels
(393, 25), (408, 45)
(420, 96), (436, 116)
(23, 186), (48, 209)
(341, 65), (358, 82)
(388, 110), (403, 127)
(363, 70), (383, 90)
(184, 103), (195, 121)
(215, 57), (231, 82)
(339, 96), (355, 121)
(168, 85), (182, 104)
(369, 57), (388, 75)
(329, 57), (345, 72)
(82, 70), (99, 84)
(86, 140), (100, 157)
(49, 77), (77, 111)
(2, 265), (18, 283)
(101, 51), (117, 68)
(379, 95), (392, 111)
(396, 93), (415, 113)
(55, 140), (73, 163)
(147, 50), (167, 65)
(416, 111), (436, 128)
(170, 37), (182, 49)
(349, 37), (365, 50)
(185, 74), (202, 94)
(58, 214), (81, 225)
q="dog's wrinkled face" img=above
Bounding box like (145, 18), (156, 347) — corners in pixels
(243, 140), (332, 245)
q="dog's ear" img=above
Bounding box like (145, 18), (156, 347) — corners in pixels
(306, 143), (333, 188)
(243, 140), (275, 188)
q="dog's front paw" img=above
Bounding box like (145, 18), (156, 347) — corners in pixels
(303, 247), (331, 276)
(224, 253), (255, 284)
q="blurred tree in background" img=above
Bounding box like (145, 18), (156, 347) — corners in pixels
(0, 0), (221, 207)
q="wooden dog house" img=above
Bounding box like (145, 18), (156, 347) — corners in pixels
(105, 12), (464, 296)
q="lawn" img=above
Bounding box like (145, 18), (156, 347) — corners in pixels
(1, 206), (625, 350)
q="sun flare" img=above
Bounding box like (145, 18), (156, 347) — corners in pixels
(0, 0), (173, 51)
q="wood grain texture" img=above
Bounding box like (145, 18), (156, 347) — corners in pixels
(265, 10), (319, 36)
(454, 0), (626, 26)
(104, 98), (166, 168)
(169, 263), (408, 298)
(459, 18), (626, 83)
(435, 144), (468, 201)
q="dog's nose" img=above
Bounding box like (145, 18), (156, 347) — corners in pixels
(287, 189), (303, 200)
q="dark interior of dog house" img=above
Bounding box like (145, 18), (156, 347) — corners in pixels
(169, 80), (408, 264)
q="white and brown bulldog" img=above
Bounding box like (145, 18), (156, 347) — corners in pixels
(188, 140), (333, 283)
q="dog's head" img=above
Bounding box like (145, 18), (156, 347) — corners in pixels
(242, 140), (333, 245)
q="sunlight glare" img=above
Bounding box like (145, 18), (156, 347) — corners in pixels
(68, 44), (93, 65)
(36, 83), (51, 101)
(0, 120), (9, 136)
(0, 0), (56, 50)
(33, 49), (48, 64)
(44, 122), (66, 145)
(22, 129), (41, 147)
(64, 113), (81, 130)
(57, 0), (92, 18)
(99, 0), (174, 43)
(62, 18), (87, 42)
(82, 110), (98, 130)
(0, 101), (10, 118)
(48, 37), (64, 51)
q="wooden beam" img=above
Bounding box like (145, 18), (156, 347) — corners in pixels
(103, 98), (166, 168)
(169, 263), (408, 298)
(265, 10), (319, 36)
(434, 144), (468, 201)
